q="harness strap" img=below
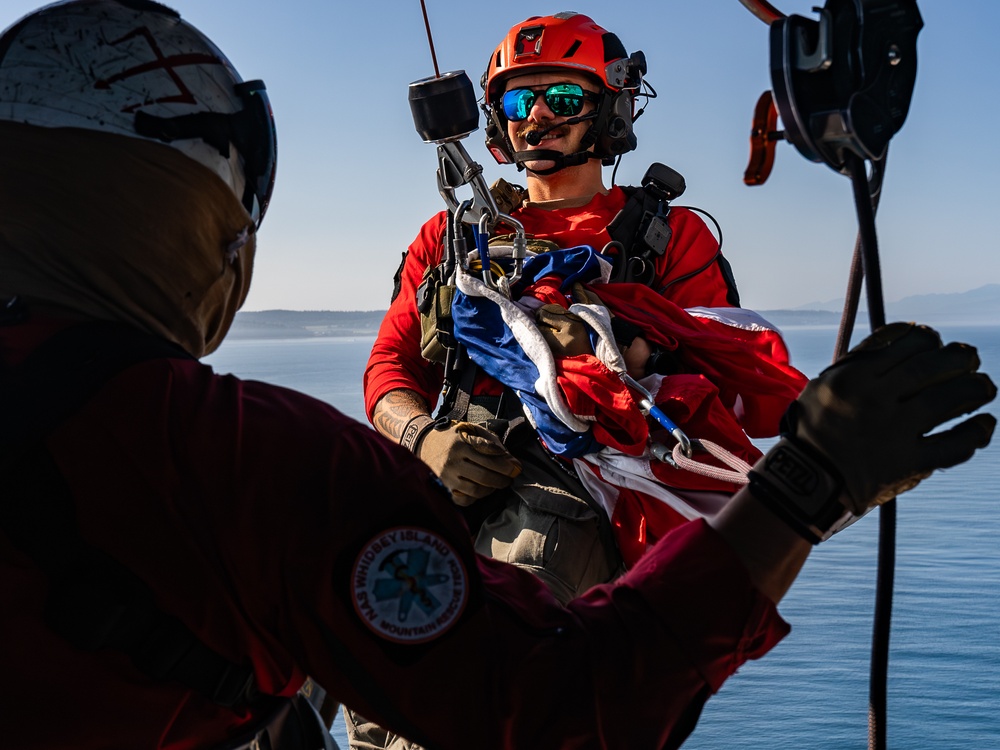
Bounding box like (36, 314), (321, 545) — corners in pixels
(440, 356), (478, 422)
(0, 321), (258, 709)
(606, 165), (741, 305)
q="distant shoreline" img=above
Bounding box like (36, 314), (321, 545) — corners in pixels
(230, 303), (999, 340)
(228, 310), (386, 340)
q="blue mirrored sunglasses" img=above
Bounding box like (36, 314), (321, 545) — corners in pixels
(500, 83), (599, 122)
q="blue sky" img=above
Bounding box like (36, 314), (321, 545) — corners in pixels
(5, 1), (998, 311)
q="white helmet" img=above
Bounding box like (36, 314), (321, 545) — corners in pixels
(0, 0), (276, 226)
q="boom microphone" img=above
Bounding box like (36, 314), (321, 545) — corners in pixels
(523, 112), (598, 146)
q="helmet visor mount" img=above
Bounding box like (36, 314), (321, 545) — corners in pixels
(134, 80), (277, 229)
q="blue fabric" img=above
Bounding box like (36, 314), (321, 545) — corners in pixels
(451, 247), (609, 457)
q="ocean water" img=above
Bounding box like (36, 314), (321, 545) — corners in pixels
(205, 324), (1000, 749)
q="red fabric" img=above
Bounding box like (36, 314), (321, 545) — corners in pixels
(522, 274), (579, 306)
(364, 188), (733, 418)
(1, 321), (789, 750)
(556, 353), (648, 455)
(594, 284), (808, 438)
(576, 369), (772, 567)
(559, 301), (808, 567)
(610, 484), (689, 568)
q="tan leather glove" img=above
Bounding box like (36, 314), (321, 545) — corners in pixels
(749, 323), (996, 542)
(405, 418), (521, 506)
(536, 304), (592, 357)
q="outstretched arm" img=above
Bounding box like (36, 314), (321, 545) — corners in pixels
(712, 323), (996, 603)
(230, 324), (993, 750)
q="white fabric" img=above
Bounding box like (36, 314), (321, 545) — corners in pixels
(455, 267), (589, 433)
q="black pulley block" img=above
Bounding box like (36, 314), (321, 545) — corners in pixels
(769, 0), (923, 174)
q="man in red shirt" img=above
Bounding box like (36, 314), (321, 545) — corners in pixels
(0, 3), (994, 750)
(365, 10), (804, 611)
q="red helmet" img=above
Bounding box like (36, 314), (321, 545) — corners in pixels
(481, 12), (647, 170)
(484, 12), (633, 103)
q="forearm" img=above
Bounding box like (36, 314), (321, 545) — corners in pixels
(708, 484), (812, 604)
(370, 388), (432, 442)
(243, 408), (788, 750)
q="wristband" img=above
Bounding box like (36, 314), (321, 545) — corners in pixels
(747, 437), (855, 544)
(399, 414), (437, 453)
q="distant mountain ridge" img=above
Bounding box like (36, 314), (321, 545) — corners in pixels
(231, 284), (999, 339)
(793, 283), (1000, 324)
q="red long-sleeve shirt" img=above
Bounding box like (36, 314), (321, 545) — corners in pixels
(364, 187), (734, 419)
(1, 320), (788, 750)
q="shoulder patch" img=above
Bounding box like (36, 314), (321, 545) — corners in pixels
(351, 527), (469, 644)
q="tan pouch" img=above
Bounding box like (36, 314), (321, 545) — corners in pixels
(418, 267), (455, 364)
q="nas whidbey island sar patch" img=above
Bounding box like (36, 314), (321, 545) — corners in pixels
(352, 527), (469, 643)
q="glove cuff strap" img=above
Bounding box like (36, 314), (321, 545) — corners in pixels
(747, 437), (854, 544)
(399, 415), (437, 453)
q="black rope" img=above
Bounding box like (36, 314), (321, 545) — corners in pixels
(845, 151), (894, 750)
(834, 157), (884, 361)
(418, 0), (441, 78)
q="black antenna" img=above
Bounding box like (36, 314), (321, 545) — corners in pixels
(419, 0), (441, 78)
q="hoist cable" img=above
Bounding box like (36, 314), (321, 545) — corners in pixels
(418, 0), (441, 78)
(736, 4), (904, 748)
(844, 150), (894, 750)
(835, 155), (885, 361)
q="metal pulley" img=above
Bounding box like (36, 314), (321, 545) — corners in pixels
(742, 0), (923, 185)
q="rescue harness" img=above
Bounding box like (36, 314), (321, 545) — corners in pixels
(408, 162), (741, 428)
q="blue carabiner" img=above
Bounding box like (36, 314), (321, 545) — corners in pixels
(621, 372), (693, 458)
(475, 215), (492, 287)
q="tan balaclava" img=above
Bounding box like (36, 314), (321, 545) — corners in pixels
(0, 0), (274, 358)
(0, 121), (255, 357)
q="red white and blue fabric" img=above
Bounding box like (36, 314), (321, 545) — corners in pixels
(452, 245), (611, 456)
(451, 246), (809, 566)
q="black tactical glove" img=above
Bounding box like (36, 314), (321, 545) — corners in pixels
(749, 323), (996, 542)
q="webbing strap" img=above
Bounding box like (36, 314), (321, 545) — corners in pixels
(440, 356), (478, 422)
(0, 321), (257, 709)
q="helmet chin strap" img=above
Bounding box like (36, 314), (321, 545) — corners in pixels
(510, 110), (602, 176)
(512, 148), (599, 176)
